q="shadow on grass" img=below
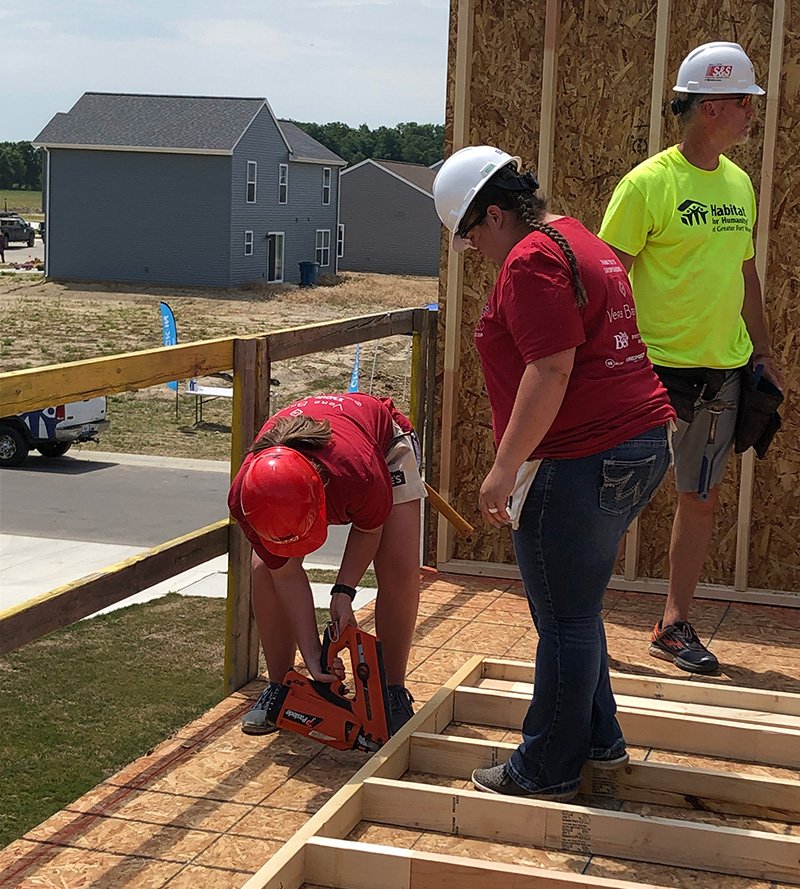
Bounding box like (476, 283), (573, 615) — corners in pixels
(178, 422), (232, 435)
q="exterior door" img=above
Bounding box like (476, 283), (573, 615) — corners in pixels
(267, 232), (284, 283)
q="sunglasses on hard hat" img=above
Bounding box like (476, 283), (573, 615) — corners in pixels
(703, 94), (754, 107)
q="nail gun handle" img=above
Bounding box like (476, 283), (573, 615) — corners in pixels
(320, 622), (338, 675)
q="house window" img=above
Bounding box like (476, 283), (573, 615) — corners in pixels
(337, 223), (345, 258)
(246, 162), (257, 203)
(244, 231), (254, 256)
(316, 229), (331, 267)
(322, 167), (332, 205)
(268, 232), (285, 282)
(278, 164), (288, 204)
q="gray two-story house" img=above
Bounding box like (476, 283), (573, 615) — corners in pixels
(339, 159), (441, 277)
(33, 93), (346, 286)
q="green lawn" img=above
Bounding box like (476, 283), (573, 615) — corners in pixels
(0, 189), (42, 215)
(0, 595), (332, 850)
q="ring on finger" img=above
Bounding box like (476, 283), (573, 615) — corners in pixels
(487, 507), (499, 514)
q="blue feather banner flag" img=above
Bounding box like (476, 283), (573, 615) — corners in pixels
(349, 343), (361, 393)
(159, 301), (178, 392)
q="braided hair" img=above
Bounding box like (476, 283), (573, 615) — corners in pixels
(469, 164), (588, 309)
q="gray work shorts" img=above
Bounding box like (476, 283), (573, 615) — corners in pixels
(672, 370), (741, 495)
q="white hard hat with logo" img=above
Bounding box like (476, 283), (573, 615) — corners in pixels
(433, 146), (522, 252)
(674, 41), (765, 95)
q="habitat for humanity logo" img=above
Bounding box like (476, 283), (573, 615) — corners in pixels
(678, 199), (709, 226)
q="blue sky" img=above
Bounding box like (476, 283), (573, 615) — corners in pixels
(2, 0), (450, 142)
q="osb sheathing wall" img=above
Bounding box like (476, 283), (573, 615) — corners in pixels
(438, 0), (799, 593)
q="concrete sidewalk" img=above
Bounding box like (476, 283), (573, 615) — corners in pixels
(0, 534), (378, 617)
(0, 450), (377, 618)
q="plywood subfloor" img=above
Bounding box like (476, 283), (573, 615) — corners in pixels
(2, 569), (799, 889)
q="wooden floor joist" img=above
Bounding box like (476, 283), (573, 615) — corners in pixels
(407, 733), (800, 823)
(242, 656), (800, 889)
(454, 686), (800, 768)
(303, 837), (669, 889)
(481, 657), (800, 716)
(361, 778), (800, 883)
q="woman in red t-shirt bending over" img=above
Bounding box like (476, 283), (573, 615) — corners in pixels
(228, 393), (426, 735)
(434, 147), (675, 800)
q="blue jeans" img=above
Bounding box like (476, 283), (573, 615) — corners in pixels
(507, 424), (671, 795)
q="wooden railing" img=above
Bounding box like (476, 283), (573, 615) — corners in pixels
(0, 306), (438, 696)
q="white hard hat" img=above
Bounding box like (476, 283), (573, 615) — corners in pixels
(674, 42), (765, 95)
(433, 146), (522, 252)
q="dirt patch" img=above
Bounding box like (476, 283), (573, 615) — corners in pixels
(0, 272), (438, 459)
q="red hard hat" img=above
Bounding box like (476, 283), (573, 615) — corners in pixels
(240, 446), (327, 558)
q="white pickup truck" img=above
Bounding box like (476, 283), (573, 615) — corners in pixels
(0, 398), (110, 467)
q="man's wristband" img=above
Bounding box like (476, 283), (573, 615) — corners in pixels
(331, 583), (357, 601)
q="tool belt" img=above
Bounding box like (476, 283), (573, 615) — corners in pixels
(733, 360), (783, 458)
(653, 362), (783, 459)
(651, 365), (729, 424)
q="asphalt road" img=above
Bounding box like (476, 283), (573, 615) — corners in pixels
(0, 452), (230, 547)
(0, 450), (349, 561)
(2, 240), (44, 262)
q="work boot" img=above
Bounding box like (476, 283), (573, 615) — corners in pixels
(241, 682), (282, 735)
(649, 620), (719, 674)
(472, 764), (578, 801)
(387, 685), (415, 734)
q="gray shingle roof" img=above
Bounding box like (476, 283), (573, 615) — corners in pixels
(33, 93), (274, 153)
(342, 159), (437, 196)
(277, 121), (346, 165)
(372, 160), (437, 194)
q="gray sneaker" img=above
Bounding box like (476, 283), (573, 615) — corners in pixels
(588, 750), (630, 770)
(472, 764), (578, 801)
(387, 685), (415, 735)
(241, 682), (281, 735)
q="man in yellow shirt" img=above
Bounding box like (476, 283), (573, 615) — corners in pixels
(600, 42), (783, 674)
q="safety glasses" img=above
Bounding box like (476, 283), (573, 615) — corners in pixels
(703, 94), (754, 107)
(457, 210), (486, 241)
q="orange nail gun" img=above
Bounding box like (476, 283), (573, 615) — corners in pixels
(265, 623), (392, 752)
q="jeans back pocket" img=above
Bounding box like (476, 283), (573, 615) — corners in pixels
(600, 454), (658, 516)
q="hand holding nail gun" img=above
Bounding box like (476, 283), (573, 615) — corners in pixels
(265, 622), (392, 753)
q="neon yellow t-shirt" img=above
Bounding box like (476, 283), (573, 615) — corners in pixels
(599, 145), (756, 369)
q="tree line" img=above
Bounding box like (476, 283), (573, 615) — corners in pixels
(291, 121), (444, 167)
(0, 142), (43, 190)
(0, 121), (444, 191)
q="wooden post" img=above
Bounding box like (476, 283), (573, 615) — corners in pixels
(619, 0), (670, 582)
(648, 0), (671, 157)
(423, 305), (438, 566)
(437, 0), (474, 566)
(735, 0), (786, 592)
(224, 336), (270, 694)
(537, 0), (561, 199)
(409, 308), (426, 437)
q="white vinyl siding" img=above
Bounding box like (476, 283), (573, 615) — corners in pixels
(278, 163), (288, 204)
(315, 229), (331, 267)
(337, 223), (345, 258)
(322, 167), (332, 205)
(244, 230), (254, 255)
(246, 161), (257, 203)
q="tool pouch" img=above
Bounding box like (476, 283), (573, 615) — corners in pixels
(734, 363), (783, 458)
(651, 365), (728, 424)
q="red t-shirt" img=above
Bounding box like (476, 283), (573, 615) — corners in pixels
(228, 394), (411, 569)
(474, 218), (674, 459)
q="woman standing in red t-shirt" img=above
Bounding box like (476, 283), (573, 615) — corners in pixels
(434, 147), (675, 800)
(228, 394), (426, 736)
